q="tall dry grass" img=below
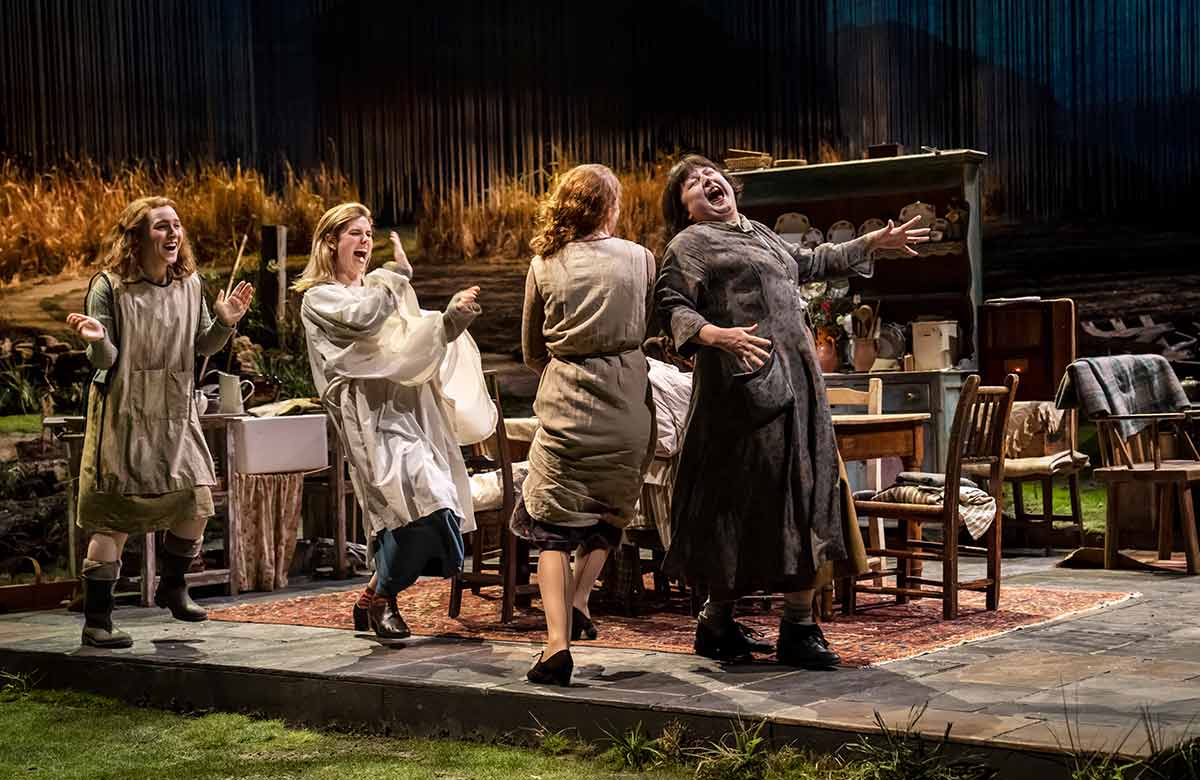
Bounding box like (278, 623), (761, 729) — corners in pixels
(417, 158), (671, 262)
(0, 157), (356, 283)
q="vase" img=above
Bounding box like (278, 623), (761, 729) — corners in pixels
(815, 332), (839, 374)
(853, 337), (878, 372)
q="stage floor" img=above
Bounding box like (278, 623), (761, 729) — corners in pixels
(2, 557), (1198, 777)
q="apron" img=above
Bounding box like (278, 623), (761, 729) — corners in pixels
(77, 272), (216, 534)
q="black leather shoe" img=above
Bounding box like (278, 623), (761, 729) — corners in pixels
(526, 648), (573, 686)
(694, 619), (774, 661)
(368, 595), (411, 639)
(776, 621), (840, 669)
(571, 607), (597, 641)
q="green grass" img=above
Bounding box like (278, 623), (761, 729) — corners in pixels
(0, 413), (41, 434)
(0, 688), (692, 780)
(1002, 478), (1108, 536)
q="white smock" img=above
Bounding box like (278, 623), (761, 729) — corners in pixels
(301, 267), (496, 536)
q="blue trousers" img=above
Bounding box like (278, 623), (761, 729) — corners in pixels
(373, 508), (465, 597)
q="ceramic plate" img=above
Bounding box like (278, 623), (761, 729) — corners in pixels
(774, 212), (810, 234)
(858, 217), (886, 236)
(802, 227), (824, 248)
(828, 219), (856, 243)
(899, 201), (936, 227)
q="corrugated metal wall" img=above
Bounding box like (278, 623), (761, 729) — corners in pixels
(2, 0), (1197, 222)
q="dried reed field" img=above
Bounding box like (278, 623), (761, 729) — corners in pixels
(0, 159), (356, 283)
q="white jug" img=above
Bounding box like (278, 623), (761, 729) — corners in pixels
(203, 370), (254, 415)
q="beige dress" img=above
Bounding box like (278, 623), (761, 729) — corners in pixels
(520, 237), (656, 529)
(77, 272), (232, 533)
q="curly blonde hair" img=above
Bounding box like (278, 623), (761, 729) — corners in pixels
(100, 196), (196, 282)
(292, 202), (373, 292)
(530, 164), (621, 259)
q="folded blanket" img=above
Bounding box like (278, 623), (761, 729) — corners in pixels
(1055, 355), (1189, 439)
(868, 482), (997, 540)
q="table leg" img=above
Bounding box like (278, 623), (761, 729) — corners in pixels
(225, 427), (241, 596)
(902, 438), (924, 578)
(333, 438), (348, 579)
(64, 439), (79, 578)
(141, 532), (156, 607)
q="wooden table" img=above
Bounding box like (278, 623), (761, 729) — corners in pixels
(832, 412), (930, 472)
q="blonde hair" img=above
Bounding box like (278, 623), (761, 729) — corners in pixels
(100, 196), (196, 282)
(530, 164), (621, 259)
(292, 202), (373, 292)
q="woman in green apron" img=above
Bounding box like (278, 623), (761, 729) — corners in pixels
(65, 196), (253, 648)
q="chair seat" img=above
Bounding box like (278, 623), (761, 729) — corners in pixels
(966, 451), (1090, 479)
(853, 499), (945, 517)
(1093, 460), (1200, 482)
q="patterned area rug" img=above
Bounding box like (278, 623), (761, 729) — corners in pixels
(209, 579), (1134, 667)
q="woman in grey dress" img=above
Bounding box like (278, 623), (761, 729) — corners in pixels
(513, 164), (656, 686)
(655, 154), (927, 668)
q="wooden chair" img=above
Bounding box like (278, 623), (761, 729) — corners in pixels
(823, 379), (884, 618)
(843, 374), (1019, 620)
(967, 404), (1088, 554)
(448, 372), (537, 623)
(1092, 409), (1200, 573)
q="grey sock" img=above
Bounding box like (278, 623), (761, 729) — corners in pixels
(782, 590), (815, 625)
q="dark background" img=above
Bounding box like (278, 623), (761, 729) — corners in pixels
(4, 0), (1198, 227)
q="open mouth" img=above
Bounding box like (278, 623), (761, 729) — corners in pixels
(352, 249), (368, 260)
(163, 242), (178, 253)
(704, 181), (727, 206)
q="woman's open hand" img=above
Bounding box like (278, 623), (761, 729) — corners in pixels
(214, 281), (255, 327)
(66, 313), (106, 343)
(867, 216), (930, 256)
(701, 323), (772, 370)
(389, 231), (414, 276)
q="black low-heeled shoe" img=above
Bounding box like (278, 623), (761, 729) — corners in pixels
(571, 607), (598, 641)
(352, 601), (369, 632)
(526, 648), (573, 687)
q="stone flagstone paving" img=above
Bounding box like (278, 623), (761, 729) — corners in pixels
(2, 556), (1199, 776)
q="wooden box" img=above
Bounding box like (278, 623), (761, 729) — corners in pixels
(979, 298), (1076, 401)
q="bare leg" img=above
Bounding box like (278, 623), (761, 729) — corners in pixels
(86, 531), (128, 563)
(169, 513), (207, 542)
(538, 550), (573, 655)
(571, 547), (608, 618)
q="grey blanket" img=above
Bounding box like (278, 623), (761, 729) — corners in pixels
(1055, 355), (1189, 438)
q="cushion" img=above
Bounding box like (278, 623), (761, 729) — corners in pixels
(965, 450), (1090, 479)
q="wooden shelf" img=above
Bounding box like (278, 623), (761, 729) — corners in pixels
(873, 241), (965, 261)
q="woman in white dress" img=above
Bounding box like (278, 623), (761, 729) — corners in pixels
(296, 203), (496, 639)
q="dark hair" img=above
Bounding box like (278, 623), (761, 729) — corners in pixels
(659, 154), (743, 245)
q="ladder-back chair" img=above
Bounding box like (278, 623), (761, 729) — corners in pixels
(844, 374), (1019, 619)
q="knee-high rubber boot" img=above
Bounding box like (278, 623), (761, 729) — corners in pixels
(81, 560), (132, 649)
(153, 532), (207, 622)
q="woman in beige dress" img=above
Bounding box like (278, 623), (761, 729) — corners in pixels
(65, 196), (253, 648)
(513, 164), (656, 686)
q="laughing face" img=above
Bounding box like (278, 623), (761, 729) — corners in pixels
(141, 205), (183, 270)
(333, 216), (373, 284)
(680, 164), (737, 223)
